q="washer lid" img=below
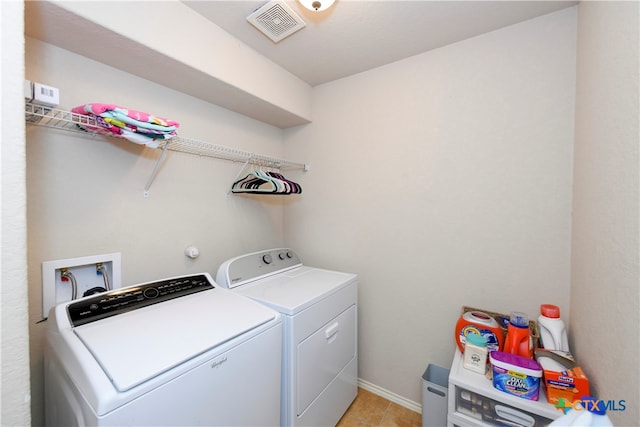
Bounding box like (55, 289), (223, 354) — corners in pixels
(74, 287), (277, 392)
(234, 266), (357, 315)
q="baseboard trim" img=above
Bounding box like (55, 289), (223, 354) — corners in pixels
(357, 378), (422, 414)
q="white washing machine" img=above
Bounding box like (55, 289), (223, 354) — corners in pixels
(216, 248), (358, 427)
(44, 273), (282, 426)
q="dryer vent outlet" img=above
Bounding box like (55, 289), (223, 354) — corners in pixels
(247, 0), (306, 43)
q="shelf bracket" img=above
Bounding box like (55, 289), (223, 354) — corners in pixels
(226, 156), (253, 198)
(143, 143), (170, 197)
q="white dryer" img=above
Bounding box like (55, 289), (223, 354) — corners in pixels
(44, 273), (282, 426)
(216, 248), (358, 427)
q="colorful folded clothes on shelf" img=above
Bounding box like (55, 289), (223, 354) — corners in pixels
(71, 103), (180, 148)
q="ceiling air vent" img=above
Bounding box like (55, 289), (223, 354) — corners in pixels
(247, 1), (306, 43)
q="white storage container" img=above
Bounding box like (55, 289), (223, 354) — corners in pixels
(447, 348), (561, 427)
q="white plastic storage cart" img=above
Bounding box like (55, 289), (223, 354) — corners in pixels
(447, 348), (561, 427)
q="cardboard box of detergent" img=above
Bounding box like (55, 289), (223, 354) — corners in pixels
(534, 348), (590, 405)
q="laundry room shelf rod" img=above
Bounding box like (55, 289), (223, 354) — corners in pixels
(25, 102), (309, 196)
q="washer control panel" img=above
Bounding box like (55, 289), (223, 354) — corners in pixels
(67, 274), (214, 327)
(217, 248), (302, 288)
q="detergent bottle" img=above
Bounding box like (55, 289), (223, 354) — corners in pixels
(538, 304), (570, 352)
(455, 310), (504, 353)
(503, 311), (533, 358)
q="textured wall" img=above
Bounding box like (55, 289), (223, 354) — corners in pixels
(1, 1), (32, 426)
(571, 1), (639, 425)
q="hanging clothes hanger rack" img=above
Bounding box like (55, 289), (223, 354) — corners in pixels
(25, 102), (309, 197)
(230, 165), (303, 195)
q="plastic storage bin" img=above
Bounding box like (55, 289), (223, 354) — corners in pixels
(422, 364), (450, 427)
(447, 348), (560, 427)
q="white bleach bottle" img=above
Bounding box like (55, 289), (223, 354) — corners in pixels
(538, 304), (569, 352)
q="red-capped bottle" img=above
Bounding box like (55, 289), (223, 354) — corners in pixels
(538, 304), (569, 352)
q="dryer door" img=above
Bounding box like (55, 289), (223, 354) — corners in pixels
(296, 305), (356, 415)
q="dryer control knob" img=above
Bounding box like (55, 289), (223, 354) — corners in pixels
(286, 251), (293, 258)
(262, 254), (273, 264)
(143, 288), (159, 299)
(278, 252), (286, 260)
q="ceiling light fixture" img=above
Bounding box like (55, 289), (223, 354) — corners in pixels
(298, 0), (335, 12)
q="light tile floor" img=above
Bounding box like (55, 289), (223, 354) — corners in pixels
(337, 387), (422, 427)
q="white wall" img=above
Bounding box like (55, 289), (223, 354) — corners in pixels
(284, 8), (577, 404)
(10, 3), (638, 426)
(25, 37), (294, 425)
(1, 1), (32, 426)
(572, 2), (639, 425)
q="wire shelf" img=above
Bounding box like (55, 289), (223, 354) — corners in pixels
(26, 102), (102, 135)
(166, 136), (304, 170)
(25, 102), (308, 170)
(25, 102), (308, 196)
